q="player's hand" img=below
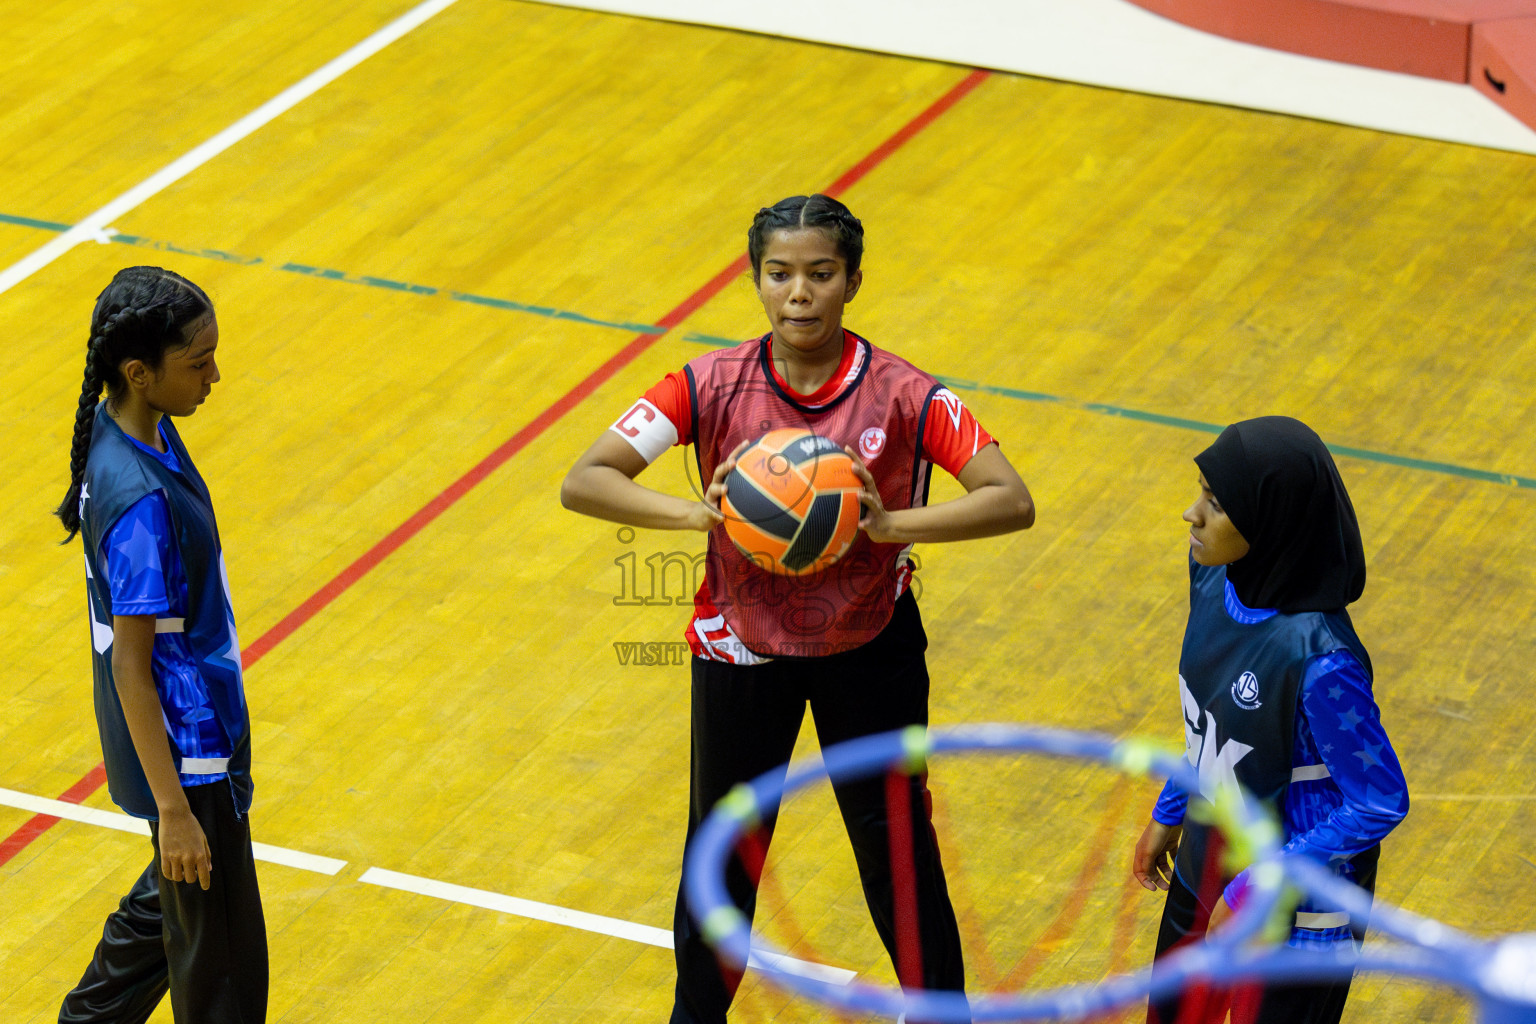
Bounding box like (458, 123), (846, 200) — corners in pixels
(1132, 819), (1181, 892)
(698, 440), (748, 531)
(845, 448), (894, 543)
(157, 802), (213, 890)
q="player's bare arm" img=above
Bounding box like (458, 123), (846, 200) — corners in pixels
(850, 441), (1033, 545)
(111, 614), (213, 890)
(561, 431), (725, 533)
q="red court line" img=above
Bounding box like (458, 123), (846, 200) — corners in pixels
(1105, 811), (1159, 1023)
(1110, 845), (1152, 976)
(886, 769), (925, 987)
(1000, 777), (1133, 992)
(926, 785), (1008, 988)
(0, 815), (62, 867)
(0, 67), (992, 869)
(0, 764), (108, 867)
(823, 68), (990, 198)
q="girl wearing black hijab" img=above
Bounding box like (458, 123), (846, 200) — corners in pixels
(1130, 417), (1409, 1024)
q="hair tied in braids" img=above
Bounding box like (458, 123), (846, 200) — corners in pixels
(55, 268), (212, 541)
(103, 307), (141, 335)
(747, 194), (865, 282)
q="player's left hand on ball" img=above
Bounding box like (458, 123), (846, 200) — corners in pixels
(845, 447), (893, 542)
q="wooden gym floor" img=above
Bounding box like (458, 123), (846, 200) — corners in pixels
(1, 2), (1533, 1021)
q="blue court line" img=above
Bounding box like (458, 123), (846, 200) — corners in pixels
(3, 211), (1527, 490)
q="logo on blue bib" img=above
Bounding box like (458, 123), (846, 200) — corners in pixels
(1231, 671), (1262, 710)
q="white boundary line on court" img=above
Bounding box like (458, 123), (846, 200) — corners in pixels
(0, 0), (462, 299)
(0, 787), (857, 985)
(0, 786), (347, 875)
(1412, 794), (1536, 802)
(359, 867), (857, 985)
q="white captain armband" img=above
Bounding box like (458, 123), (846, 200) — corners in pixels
(610, 399), (679, 464)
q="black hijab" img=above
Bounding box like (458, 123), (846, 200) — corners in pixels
(1193, 416), (1365, 613)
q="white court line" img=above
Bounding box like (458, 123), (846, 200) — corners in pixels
(0, 786), (856, 984)
(360, 868), (858, 985)
(0, 786), (347, 875)
(1411, 794), (1536, 802)
(0, 0), (461, 298)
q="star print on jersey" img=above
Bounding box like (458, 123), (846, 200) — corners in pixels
(84, 552), (115, 653)
(1285, 648), (1408, 862)
(1155, 651), (1408, 949)
(1229, 647), (1410, 945)
(206, 553), (246, 697)
(89, 612), (114, 654)
(104, 500), (173, 616)
(1179, 673), (1254, 802)
(78, 480), (90, 518)
(101, 492), (232, 781)
(208, 618), (242, 680)
(1352, 741), (1382, 769)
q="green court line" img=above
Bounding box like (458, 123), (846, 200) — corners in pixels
(444, 288), (665, 334)
(938, 377), (1534, 488)
(113, 233), (264, 266)
(679, 335), (1535, 491)
(278, 262), (439, 295)
(0, 212), (71, 232)
(3, 213), (663, 335)
(6, 211), (1528, 491)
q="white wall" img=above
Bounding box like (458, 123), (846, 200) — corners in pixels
(536, 0), (1536, 154)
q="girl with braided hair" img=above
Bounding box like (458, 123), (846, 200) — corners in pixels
(563, 194), (1035, 1023)
(56, 267), (267, 1023)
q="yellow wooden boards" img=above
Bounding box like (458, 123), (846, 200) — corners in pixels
(1, 1), (1533, 1021)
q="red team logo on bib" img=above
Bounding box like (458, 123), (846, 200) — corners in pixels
(858, 427), (887, 460)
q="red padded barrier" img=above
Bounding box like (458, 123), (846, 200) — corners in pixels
(1129, 0), (1536, 82)
(1472, 18), (1536, 130)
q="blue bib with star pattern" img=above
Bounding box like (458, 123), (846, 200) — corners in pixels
(79, 403), (252, 819)
(1172, 560), (1368, 892)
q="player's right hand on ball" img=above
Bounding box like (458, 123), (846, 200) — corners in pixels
(700, 440), (750, 530)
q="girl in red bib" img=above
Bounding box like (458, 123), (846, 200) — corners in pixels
(563, 194), (1035, 1023)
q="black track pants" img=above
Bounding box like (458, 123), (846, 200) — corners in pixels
(60, 782), (268, 1024)
(1147, 847), (1377, 1024)
(670, 592), (966, 1024)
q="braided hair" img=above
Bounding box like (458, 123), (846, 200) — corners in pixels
(55, 267), (212, 540)
(747, 194), (865, 283)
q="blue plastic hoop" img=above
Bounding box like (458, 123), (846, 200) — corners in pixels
(682, 723), (1536, 1022)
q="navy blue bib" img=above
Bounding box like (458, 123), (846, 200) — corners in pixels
(79, 404), (252, 819)
(1173, 561), (1368, 889)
